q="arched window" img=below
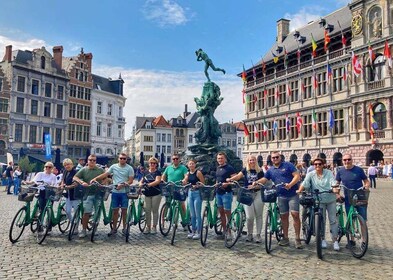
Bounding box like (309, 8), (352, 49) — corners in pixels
(290, 154), (298, 165)
(41, 56), (46, 69)
(106, 148), (113, 155)
(373, 103), (387, 129)
(95, 147), (102, 154)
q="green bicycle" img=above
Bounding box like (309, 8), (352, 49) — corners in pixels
(260, 183), (284, 254)
(337, 185), (369, 259)
(36, 184), (70, 244)
(125, 184), (146, 243)
(198, 182), (223, 247)
(9, 184), (41, 243)
(68, 185), (92, 241)
(169, 183), (191, 245)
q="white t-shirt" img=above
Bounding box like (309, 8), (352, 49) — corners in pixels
(33, 172), (57, 190)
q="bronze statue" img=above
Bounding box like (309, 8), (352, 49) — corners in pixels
(195, 49), (226, 82)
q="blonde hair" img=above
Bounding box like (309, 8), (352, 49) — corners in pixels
(63, 158), (74, 166)
(245, 155), (261, 173)
(148, 157), (158, 164)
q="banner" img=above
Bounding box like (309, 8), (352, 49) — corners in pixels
(44, 134), (52, 159)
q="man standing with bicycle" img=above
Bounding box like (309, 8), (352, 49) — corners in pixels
(255, 151), (302, 249)
(91, 153), (134, 236)
(73, 154), (104, 238)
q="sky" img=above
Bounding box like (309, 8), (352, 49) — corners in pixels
(0, 0), (351, 138)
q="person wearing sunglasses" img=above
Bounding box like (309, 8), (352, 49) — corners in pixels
(336, 153), (370, 222)
(91, 153), (134, 236)
(162, 154), (188, 184)
(255, 151), (302, 249)
(297, 158), (340, 251)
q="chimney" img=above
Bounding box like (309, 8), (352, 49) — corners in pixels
(52, 46), (63, 68)
(3, 45), (12, 62)
(183, 104), (190, 118)
(277, 19), (290, 43)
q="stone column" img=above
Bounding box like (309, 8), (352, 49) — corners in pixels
(387, 96), (393, 128)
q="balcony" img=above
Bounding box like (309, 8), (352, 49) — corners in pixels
(118, 117), (126, 122)
(374, 130), (385, 139)
(367, 80), (385, 90)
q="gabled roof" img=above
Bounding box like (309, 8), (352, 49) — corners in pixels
(152, 115), (171, 128)
(186, 112), (200, 128)
(12, 49), (65, 74)
(135, 116), (155, 130)
(233, 121), (245, 131)
(92, 74), (124, 96)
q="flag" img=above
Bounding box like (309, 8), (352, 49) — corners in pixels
(327, 64), (332, 85)
(342, 34), (346, 48)
(254, 123), (259, 140)
(285, 114), (291, 134)
(284, 46), (288, 68)
(369, 104), (378, 130)
(275, 85), (280, 102)
(343, 64), (348, 81)
(273, 119), (278, 137)
(242, 65), (247, 84)
(329, 108), (335, 130)
(253, 93), (258, 104)
(297, 47), (301, 64)
(324, 30), (330, 52)
(262, 59), (266, 76)
(368, 42), (376, 63)
(296, 112), (303, 135)
(352, 51), (362, 77)
(44, 133), (52, 159)
(311, 34), (317, 58)
(264, 88), (268, 98)
(312, 109), (318, 135)
(263, 119), (268, 137)
(312, 73), (318, 89)
(272, 51), (279, 63)
(384, 40), (392, 68)
(287, 83), (292, 97)
(301, 80), (306, 95)
(243, 122), (250, 137)
(242, 89), (246, 104)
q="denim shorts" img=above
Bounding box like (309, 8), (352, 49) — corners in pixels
(277, 195), (299, 214)
(216, 192), (233, 211)
(83, 195), (96, 214)
(111, 192), (128, 209)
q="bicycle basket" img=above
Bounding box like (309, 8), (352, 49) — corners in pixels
(18, 187), (36, 202)
(45, 186), (62, 201)
(173, 185), (187, 201)
(347, 188), (370, 206)
(200, 186), (215, 201)
(237, 188), (256, 206)
(127, 186), (139, 199)
(261, 187), (277, 203)
(74, 185), (88, 200)
(160, 183), (173, 198)
(299, 194), (314, 206)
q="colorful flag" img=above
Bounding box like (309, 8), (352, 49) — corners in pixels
(369, 104), (378, 139)
(352, 51), (362, 77)
(296, 112), (303, 135)
(301, 80), (306, 95)
(254, 123), (259, 140)
(242, 89), (246, 104)
(311, 34), (317, 58)
(273, 119), (278, 137)
(272, 51), (279, 63)
(384, 40), (392, 68)
(243, 122), (250, 137)
(341, 34), (346, 48)
(343, 64), (347, 81)
(324, 30), (330, 52)
(263, 119), (268, 137)
(312, 109), (318, 134)
(327, 64), (332, 84)
(368, 42), (376, 62)
(329, 108), (335, 130)
(287, 83), (292, 97)
(285, 114), (291, 134)
(262, 59), (266, 76)
(253, 93), (258, 104)
(275, 85), (280, 102)
(264, 88), (268, 98)
(312, 73), (318, 89)
(242, 65), (247, 84)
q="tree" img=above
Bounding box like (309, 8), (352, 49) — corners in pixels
(17, 156), (37, 180)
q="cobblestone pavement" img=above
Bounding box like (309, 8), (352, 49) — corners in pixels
(1, 180), (392, 279)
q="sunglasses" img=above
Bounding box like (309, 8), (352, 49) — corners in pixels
(343, 159), (352, 162)
(45, 166), (53, 168)
(271, 156), (280, 159)
(88, 159), (96, 162)
(149, 162), (158, 165)
(314, 163), (323, 166)
(172, 158), (179, 160)
(119, 157), (127, 160)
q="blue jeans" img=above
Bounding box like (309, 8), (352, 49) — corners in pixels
(216, 192), (233, 211)
(13, 178), (21, 195)
(188, 190), (202, 233)
(7, 177), (13, 194)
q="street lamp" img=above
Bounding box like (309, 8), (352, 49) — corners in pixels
(9, 136), (13, 152)
(317, 133), (321, 154)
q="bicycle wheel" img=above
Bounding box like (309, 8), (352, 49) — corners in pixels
(87, 214), (94, 231)
(214, 211), (223, 235)
(159, 204), (172, 236)
(110, 209), (122, 230)
(91, 207), (101, 242)
(302, 207), (313, 244)
(125, 206), (134, 243)
(58, 205), (70, 233)
(37, 208), (51, 244)
(170, 207), (179, 245)
(275, 211), (284, 242)
(264, 210), (273, 254)
(30, 209), (40, 233)
(201, 208), (209, 247)
(68, 206), (81, 241)
(225, 211), (242, 249)
(315, 213), (323, 259)
(346, 214), (368, 258)
(9, 207), (27, 243)
(138, 207), (146, 233)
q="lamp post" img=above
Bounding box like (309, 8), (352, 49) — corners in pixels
(9, 136), (13, 153)
(317, 133), (321, 154)
(114, 142), (117, 156)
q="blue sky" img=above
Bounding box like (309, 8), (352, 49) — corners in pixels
(0, 0), (350, 137)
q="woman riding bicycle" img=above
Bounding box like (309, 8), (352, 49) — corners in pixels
(297, 157), (340, 251)
(227, 155), (264, 243)
(182, 159), (205, 240)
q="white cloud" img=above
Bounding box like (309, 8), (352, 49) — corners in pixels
(284, 6), (326, 31)
(142, 0), (190, 27)
(94, 65), (244, 137)
(0, 35), (48, 57)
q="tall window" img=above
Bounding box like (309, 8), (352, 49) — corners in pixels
(317, 111), (328, 136)
(189, 134), (193, 144)
(40, 56), (45, 69)
(32, 79), (39, 95)
(332, 109), (345, 135)
(304, 114), (313, 138)
(107, 104), (112, 116)
(303, 76), (312, 100)
(68, 124), (75, 141)
(97, 101), (102, 114)
(278, 119), (286, 140)
(16, 97), (24, 113)
(55, 128), (62, 145)
(57, 85), (64, 100)
(157, 133), (161, 142)
(29, 126), (37, 143)
(70, 85), (77, 97)
(97, 122), (102, 136)
(31, 100), (38, 115)
(77, 86), (83, 99)
(0, 98), (8, 113)
(45, 83), (52, 98)
(333, 67), (345, 93)
(258, 91), (265, 110)
(0, 119), (7, 136)
(290, 80), (299, 102)
(373, 103), (387, 129)
(118, 125), (122, 138)
(267, 88), (275, 107)
(15, 124), (23, 142)
(107, 123), (112, 137)
(316, 72), (327, 96)
(56, 104), (63, 118)
(44, 102), (51, 117)
(0, 77), (3, 91)
(162, 134), (166, 142)
(17, 76), (26, 92)
(69, 103), (76, 118)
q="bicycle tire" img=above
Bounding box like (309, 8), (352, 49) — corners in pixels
(264, 210), (273, 254)
(9, 207), (27, 243)
(346, 213), (368, 259)
(68, 205), (81, 241)
(315, 213), (323, 259)
(214, 211), (223, 235)
(30, 209), (40, 233)
(159, 204), (172, 236)
(170, 207), (179, 245)
(201, 208), (209, 247)
(138, 207), (146, 233)
(58, 205), (70, 233)
(275, 209), (284, 242)
(125, 206), (134, 243)
(90, 206), (101, 242)
(110, 210), (122, 230)
(37, 208), (51, 245)
(225, 211), (242, 249)
(302, 207), (313, 244)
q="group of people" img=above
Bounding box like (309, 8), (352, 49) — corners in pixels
(3, 162), (23, 195)
(12, 150), (370, 251)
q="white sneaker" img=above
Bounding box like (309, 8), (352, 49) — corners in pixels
(333, 241), (340, 251)
(192, 234), (200, 240)
(255, 234), (262, 243)
(321, 240), (327, 249)
(78, 229), (87, 238)
(246, 234), (253, 242)
(187, 233), (194, 239)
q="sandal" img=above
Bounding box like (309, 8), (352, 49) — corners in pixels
(295, 239), (303, 249)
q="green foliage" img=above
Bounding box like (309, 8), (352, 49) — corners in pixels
(17, 157), (37, 178)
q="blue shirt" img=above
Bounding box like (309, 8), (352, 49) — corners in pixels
(265, 162), (299, 197)
(336, 165), (367, 205)
(216, 164), (236, 194)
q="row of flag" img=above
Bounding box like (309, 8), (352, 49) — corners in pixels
(243, 108), (335, 139)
